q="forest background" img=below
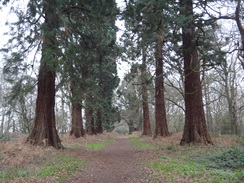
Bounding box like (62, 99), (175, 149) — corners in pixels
(0, 0), (243, 147)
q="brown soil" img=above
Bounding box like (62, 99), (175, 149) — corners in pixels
(65, 135), (155, 183)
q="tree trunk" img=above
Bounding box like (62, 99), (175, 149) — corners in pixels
(70, 103), (84, 138)
(154, 34), (169, 137)
(86, 108), (96, 135)
(70, 78), (84, 138)
(26, 64), (63, 148)
(141, 47), (152, 136)
(128, 119), (134, 135)
(96, 109), (103, 134)
(1, 114), (4, 134)
(180, 0), (213, 145)
(224, 67), (238, 135)
(203, 77), (213, 134)
(26, 0), (63, 149)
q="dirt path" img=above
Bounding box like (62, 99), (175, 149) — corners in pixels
(65, 136), (153, 183)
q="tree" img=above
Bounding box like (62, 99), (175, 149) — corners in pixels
(180, 0), (213, 145)
(70, 80), (84, 138)
(123, 0), (170, 137)
(141, 46), (152, 135)
(234, 0), (244, 69)
(154, 34), (169, 137)
(26, 0), (63, 148)
(117, 66), (143, 134)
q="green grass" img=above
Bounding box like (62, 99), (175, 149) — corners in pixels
(85, 142), (107, 151)
(128, 138), (155, 150)
(0, 171), (5, 179)
(151, 146), (244, 182)
(100, 139), (114, 143)
(0, 152), (87, 183)
(64, 143), (82, 149)
(38, 153), (87, 180)
(85, 138), (113, 151)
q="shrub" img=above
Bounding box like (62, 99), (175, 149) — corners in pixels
(206, 147), (244, 169)
(0, 134), (10, 142)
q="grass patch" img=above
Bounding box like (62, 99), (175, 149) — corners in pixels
(100, 139), (114, 143)
(85, 142), (107, 151)
(0, 171), (5, 179)
(0, 152), (87, 183)
(151, 146), (244, 182)
(128, 138), (155, 150)
(152, 158), (242, 182)
(85, 138), (113, 151)
(64, 143), (82, 149)
(38, 153), (87, 181)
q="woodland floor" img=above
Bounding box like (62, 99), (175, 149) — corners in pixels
(0, 132), (243, 183)
(65, 135), (154, 183)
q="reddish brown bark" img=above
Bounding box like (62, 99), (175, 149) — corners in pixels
(69, 77), (84, 138)
(96, 110), (103, 134)
(141, 48), (151, 136)
(70, 103), (84, 138)
(26, 0), (63, 149)
(86, 108), (96, 135)
(180, 0), (213, 145)
(154, 35), (169, 137)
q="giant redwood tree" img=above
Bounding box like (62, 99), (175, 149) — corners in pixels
(141, 46), (152, 136)
(154, 34), (169, 137)
(26, 0), (63, 148)
(180, 0), (213, 145)
(70, 79), (84, 138)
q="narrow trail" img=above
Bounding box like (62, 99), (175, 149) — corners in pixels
(65, 136), (152, 183)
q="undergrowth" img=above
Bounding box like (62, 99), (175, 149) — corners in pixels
(151, 142), (244, 182)
(38, 152), (87, 180)
(0, 151), (87, 183)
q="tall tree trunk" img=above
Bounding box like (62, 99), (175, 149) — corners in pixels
(141, 47), (152, 136)
(203, 78), (213, 134)
(128, 119), (134, 135)
(1, 114), (4, 134)
(26, 0), (63, 149)
(154, 34), (169, 137)
(96, 109), (103, 134)
(70, 79), (84, 138)
(70, 103), (84, 138)
(224, 67), (238, 135)
(13, 119), (15, 132)
(86, 108), (96, 135)
(180, 0), (213, 145)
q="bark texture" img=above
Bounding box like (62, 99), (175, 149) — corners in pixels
(86, 108), (96, 135)
(154, 35), (169, 137)
(180, 0), (213, 145)
(70, 103), (84, 138)
(96, 110), (103, 134)
(70, 78), (84, 138)
(141, 48), (151, 136)
(26, 0), (63, 149)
